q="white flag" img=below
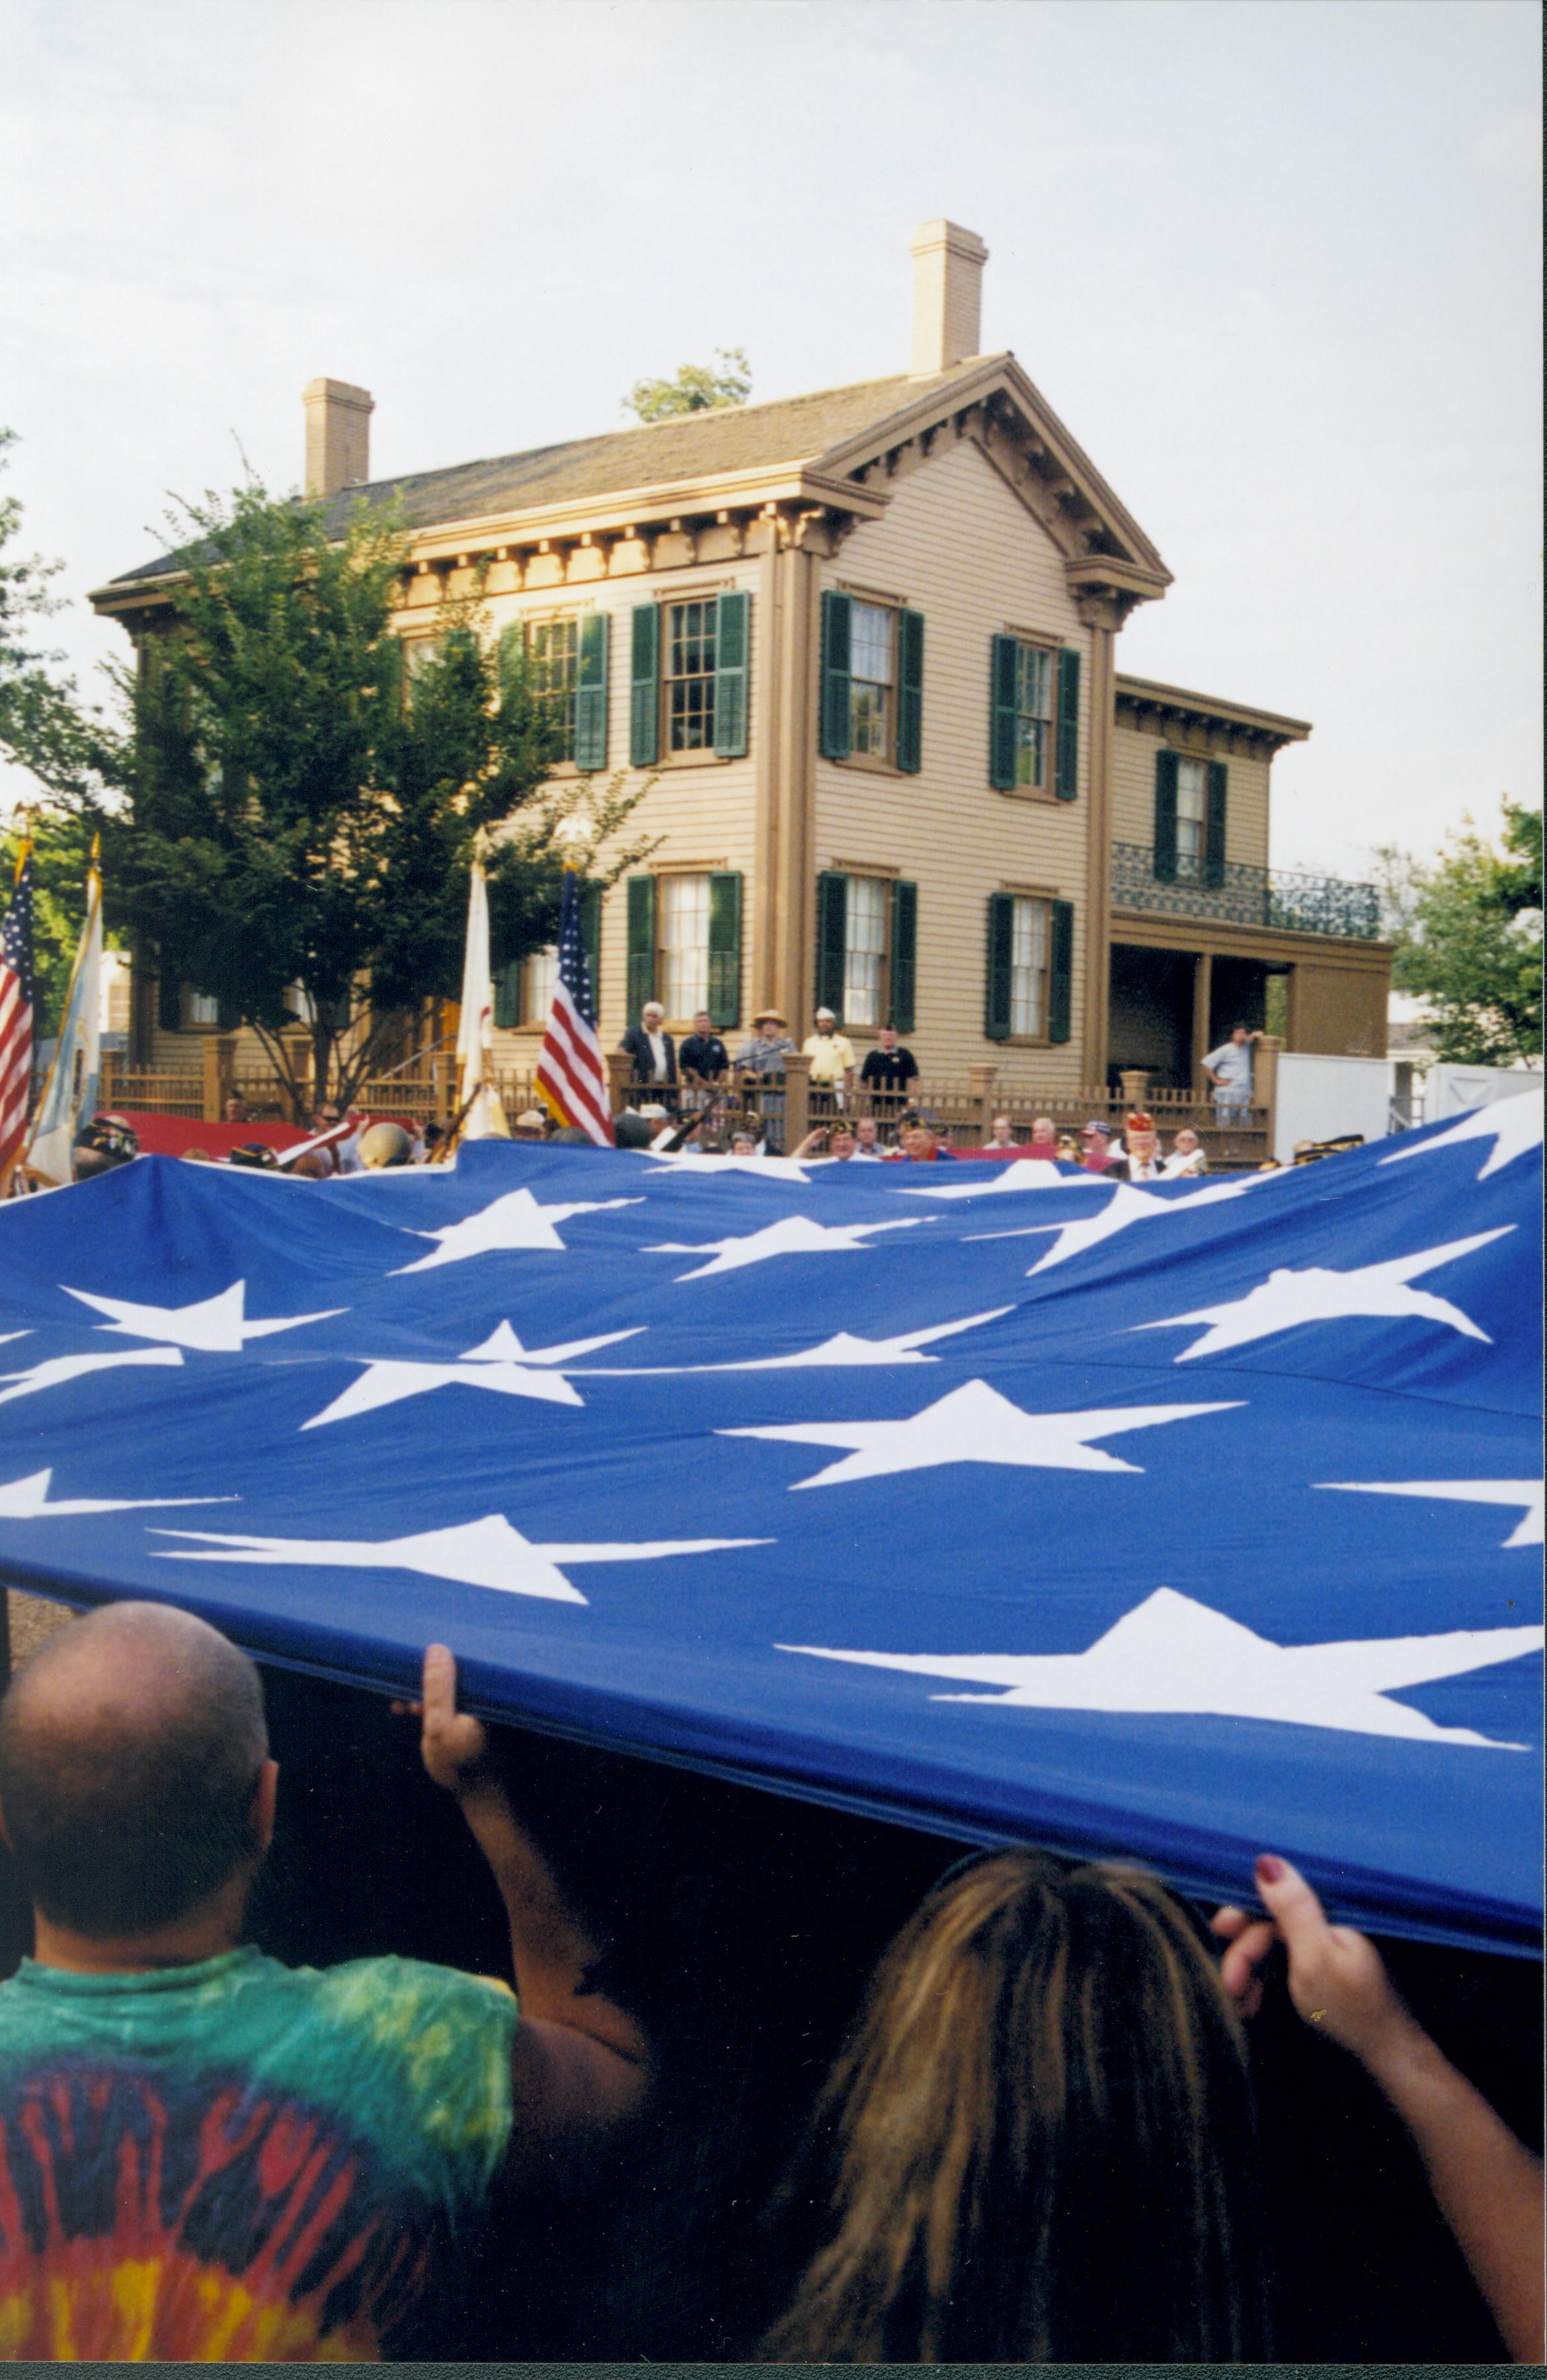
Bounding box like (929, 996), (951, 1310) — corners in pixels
(455, 845), (508, 1141)
(26, 848), (102, 1187)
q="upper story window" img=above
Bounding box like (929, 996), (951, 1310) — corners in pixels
(665, 601), (717, 752)
(989, 634), (1080, 800)
(498, 613), (609, 771)
(818, 592), (924, 773)
(849, 603), (894, 759)
(628, 594), (750, 767)
(1153, 750), (1227, 888)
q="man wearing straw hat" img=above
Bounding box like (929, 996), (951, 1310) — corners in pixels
(734, 1009), (795, 1078)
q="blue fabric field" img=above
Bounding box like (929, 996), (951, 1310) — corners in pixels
(0, 1100), (1540, 1956)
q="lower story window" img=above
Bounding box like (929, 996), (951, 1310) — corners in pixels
(186, 991), (219, 1027)
(523, 945), (558, 1024)
(1010, 896), (1051, 1036)
(658, 872), (711, 1015)
(843, 875), (889, 1027)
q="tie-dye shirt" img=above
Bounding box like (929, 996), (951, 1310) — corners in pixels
(0, 1947), (516, 2361)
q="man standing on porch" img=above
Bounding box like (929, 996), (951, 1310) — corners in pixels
(1204, 1024), (1261, 1129)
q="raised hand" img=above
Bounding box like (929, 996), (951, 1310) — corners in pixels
(416, 1642), (493, 1796)
(1212, 1853), (1413, 2068)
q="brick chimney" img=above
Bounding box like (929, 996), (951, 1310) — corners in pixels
(302, 378), (374, 498)
(909, 221), (988, 376)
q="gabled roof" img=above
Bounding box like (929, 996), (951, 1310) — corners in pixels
(100, 352), (1171, 613)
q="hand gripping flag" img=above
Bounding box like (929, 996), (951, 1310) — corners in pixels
(0, 1094), (1539, 1954)
(536, 868), (612, 1145)
(0, 837), (34, 1188)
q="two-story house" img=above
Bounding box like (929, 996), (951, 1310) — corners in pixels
(91, 221), (1390, 1100)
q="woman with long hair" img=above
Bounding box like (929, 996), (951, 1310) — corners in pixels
(763, 1850), (1543, 2365)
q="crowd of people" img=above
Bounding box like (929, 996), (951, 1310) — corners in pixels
(0, 1605), (1537, 2361)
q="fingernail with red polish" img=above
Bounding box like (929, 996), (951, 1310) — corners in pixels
(1255, 1855), (1285, 1885)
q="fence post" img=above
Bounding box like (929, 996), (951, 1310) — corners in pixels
(606, 1052), (633, 1118)
(967, 1063), (997, 1147)
(1253, 1033), (1281, 1157)
(102, 1049), (121, 1109)
(783, 1052), (811, 1150)
(201, 1036), (223, 1122)
(1119, 1068), (1149, 1114)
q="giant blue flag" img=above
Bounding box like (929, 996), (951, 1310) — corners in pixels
(0, 1100), (1540, 1955)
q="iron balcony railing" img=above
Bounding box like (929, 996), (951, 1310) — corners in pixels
(1110, 843), (1381, 940)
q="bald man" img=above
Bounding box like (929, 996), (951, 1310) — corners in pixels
(0, 1604), (649, 2361)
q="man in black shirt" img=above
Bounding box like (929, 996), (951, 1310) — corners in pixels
(679, 1009), (729, 1081)
(858, 1025), (919, 1097)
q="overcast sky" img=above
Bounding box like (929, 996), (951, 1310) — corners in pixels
(3, 0), (1539, 876)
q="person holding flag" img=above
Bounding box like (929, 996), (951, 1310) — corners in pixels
(0, 830), (35, 1196)
(535, 868), (613, 1145)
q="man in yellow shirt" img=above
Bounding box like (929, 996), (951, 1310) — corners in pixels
(802, 1007), (856, 1098)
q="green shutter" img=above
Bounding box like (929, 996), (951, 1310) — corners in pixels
(216, 992), (240, 1032)
(1054, 647), (1080, 800)
(578, 878), (602, 985)
(989, 634), (1019, 791)
(159, 964), (181, 1034)
(896, 607), (924, 775)
(629, 605), (659, 768)
(1205, 760), (1228, 888)
(984, 894), (1014, 1042)
(713, 590), (750, 759)
(818, 591), (852, 759)
(493, 961), (522, 1029)
(707, 871), (743, 1028)
(1153, 748), (1179, 882)
(574, 613), (609, 771)
(1048, 899), (1074, 1044)
(889, 878), (918, 1032)
(496, 622), (525, 706)
(625, 873), (656, 1023)
(815, 871), (848, 1020)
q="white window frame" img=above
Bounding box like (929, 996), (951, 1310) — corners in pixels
(842, 874), (891, 1028)
(1175, 756), (1208, 879)
(1010, 895), (1051, 1038)
(849, 601), (895, 761)
(657, 871), (713, 1018)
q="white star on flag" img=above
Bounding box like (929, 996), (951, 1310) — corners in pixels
(646, 1212), (934, 1282)
(1318, 1478), (1544, 1550)
(154, 1513), (768, 1605)
(391, 1188), (643, 1273)
(969, 1177), (1255, 1275)
(1380, 1093), (1542, 1182)
(573, 1309), (1013, 1376)
(721, 1377), (1240, 1489)
(780, 1586), (1545, 1748)
(896, 1160), (1109, 1202)
(64, 1280), (342, 1352)
(1134, 1229), (1511, 1362)
(0, 1467), (231, 1518)
(0, 1346), (184, 1408)
(301, 1319), (644, 1429)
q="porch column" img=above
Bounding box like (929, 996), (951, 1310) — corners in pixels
(1119, 1068), (1149, 1112)
(1080, 613), (1116, 1081)
(768, 533), (820, 1036)
(1253, 1032), (1281, 1147)
(1191, 951), (1213, 1089)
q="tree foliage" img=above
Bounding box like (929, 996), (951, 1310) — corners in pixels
(625, 348), (752, 423)
(86, 479), (648, 1119)
(1374, 802), (1542, 1065)
(0, 430), (110, 808)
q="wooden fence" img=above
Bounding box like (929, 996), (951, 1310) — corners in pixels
(101, 1039), (1281, 1169)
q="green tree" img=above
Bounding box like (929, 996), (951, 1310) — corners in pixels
(624, 347), (752, 422)
(1374, 802), (1542, 1065)
(89, 480), (649, 1120)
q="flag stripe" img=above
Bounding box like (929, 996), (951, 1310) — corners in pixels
(536, 873), (613, 1146)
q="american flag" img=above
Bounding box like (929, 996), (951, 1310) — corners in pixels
(0, 841), (34, 1183)
(535, 869), (613, 1145)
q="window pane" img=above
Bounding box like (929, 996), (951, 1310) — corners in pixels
(187, 991), (219, 1027)
(1009, 895), (1049, 1036)
(850, 683), (891, 757)
(658, 872), (711, 1015)
(844, 875), (888, 1027)
(851, 603), (894, 686)
(666, 601), (716, 751)
(1176, 757), (1207, 873)
(1015, 644), (1052, 718)
(524, 944), (558, 1024)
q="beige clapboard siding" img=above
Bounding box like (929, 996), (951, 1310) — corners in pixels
(477, 564), (762, 1056)
(815, 437), (1091, 1087)
(1111, 719), (1272, 871)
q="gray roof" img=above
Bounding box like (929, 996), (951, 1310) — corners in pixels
(110, 363), (988, 586)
